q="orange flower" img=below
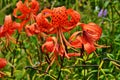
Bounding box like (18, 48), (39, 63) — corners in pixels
(13, 0), (39, 31)
(36, 13), (52, 33)
(0, 58), (7, 69)
(42, 37), (81, 72)
(42, 37), (59, 57)
(69, 23), (102, 54)
(25, 23), (40, 36)
(0, 15), (17, 37)
(0, 15), (20, 44)
(26, 6), (80, 36)
(25, 12), (52, 36)
(42, 37), (80, 59)
(37, 6), (80, 33)
(40, 7), (80, 71)
(81, 23), (102, 42)
(0, 58), (7, 78)
(40, 6), (81, 61)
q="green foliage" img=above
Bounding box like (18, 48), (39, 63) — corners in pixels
(0, 0), (120, 80)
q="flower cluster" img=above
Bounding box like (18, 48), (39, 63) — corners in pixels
(0, 0), (103, 71)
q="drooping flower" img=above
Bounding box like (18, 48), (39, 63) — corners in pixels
(0, 15), (20, 45)
(69, 22), (102, 54)
(0, 58), (7, 78)
(37, 6), (80, 33)
(25, 23), (40, 36)
(42, 37), (81, 59)
(81, 23), (102, 42)
(38, 6), (80, 57)
(36, 13), (52, 33)
(42, 36), (81, 72)
(25, 12), (52, 36)
(42, 36), (80, 72)
(39, 7), (81, 72)
(13, 0), (39, 31)
(42, 37), (58, 56)
(25, 6), (80, 36)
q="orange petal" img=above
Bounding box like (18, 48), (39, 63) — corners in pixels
(70, 36), (82, 48)
(25, 23), (39, 36)
(42, 37), (58, 54)
(0, 15), (17, 37)
(69, 31), (82, 48)
(13, 1), (30, 19)
(36, 13), (52, 33)
(30, 0), (40, 15)
(81, 23), (102, 42)
(67, 53), (81, 57)
(69, 31), (81, 42)
(4, 15), (12, 30)
(41, 9), (52, 17)
(51, 6), (68, 28)
(0, 26), (4, 37)
(67, 9), (80, 27)
(83, 42), (96, 54)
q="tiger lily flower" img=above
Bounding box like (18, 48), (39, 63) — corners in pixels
(38, 6), (80, 59)
(25, 12), (52, 36)
(0, 58), (7, 78)
(26, 6), (80, 36)
(0, 15), (20, 45)
(25, 23), (40, 36)
(39, 6), (80, 33)
(42, 37), (80, 72)
(42, 37), (80, 59)
(69, 22), (102, 54)
(13, 0), (39, 31)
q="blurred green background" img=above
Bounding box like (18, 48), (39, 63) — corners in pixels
(0, 0), (120, 80)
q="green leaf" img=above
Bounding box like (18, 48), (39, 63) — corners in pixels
(5, 71), (11, 77)
(87, 74), (93, 80)
(61, 68), (71, 73)
(104, 1), (110, 8)
(99, 75), (104, 79)
(45, 74), (56, 80)
(74, 58), (83, 65)
(102, 69), (111, 72)
(12, 0), (18, 5)
(81, 69), (87, 76)
(107, 74), (115, 79)
(88, 53), (94, 59)
(99, 60), (104, 69)
(36, 74), (45, 78)
(87, 70), (98, 76)
(107, 54), (114, 59)
(14, 70), (25, 80)
(30, 36), (38, 45)
(112, 61), (120, 66)
(23, 41), (30, 48)
(73, 74), (79, 78)
(0, 12), (5, 25)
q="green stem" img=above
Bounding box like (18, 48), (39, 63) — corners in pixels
(110, 4), (115, 36)
(113, 5), (120, 17)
